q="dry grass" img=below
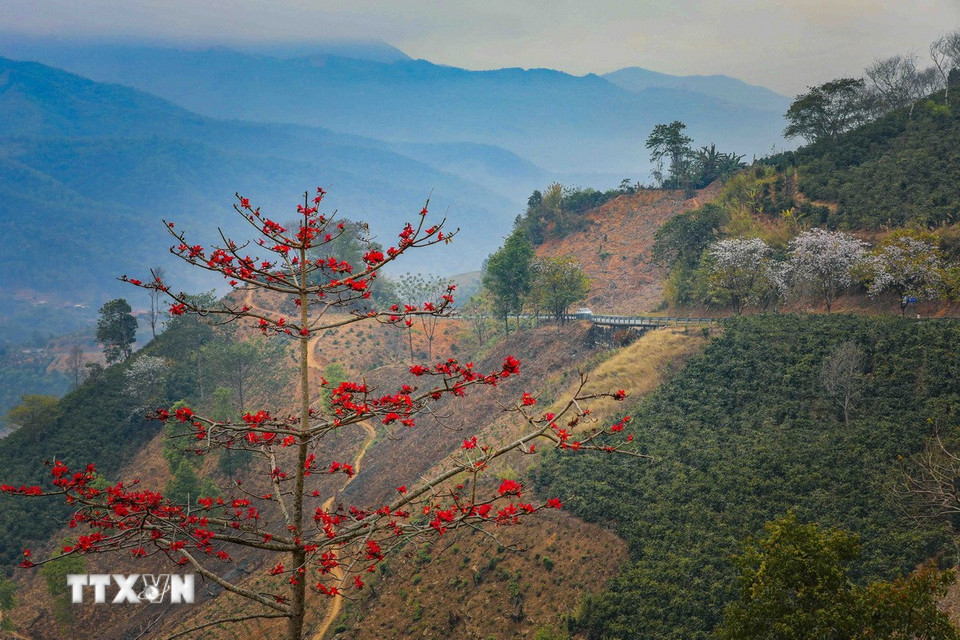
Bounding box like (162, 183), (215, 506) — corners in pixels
(549, 327), (708, 426)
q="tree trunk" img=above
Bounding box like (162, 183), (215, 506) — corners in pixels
(287, 264), (312, 640)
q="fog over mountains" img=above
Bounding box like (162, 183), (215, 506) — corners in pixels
(0, 37), (790, 174)
(0, 36), (791, 322)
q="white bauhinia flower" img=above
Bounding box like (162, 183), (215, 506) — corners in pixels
(867, 236), (944, 314)
(707, 237), (774, 314)
(124, 355), (169, 413)
(789, 228), (868, 313)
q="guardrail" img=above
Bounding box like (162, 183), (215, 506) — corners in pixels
(578, 315), (717, 327)
(453, 312), (718, 327)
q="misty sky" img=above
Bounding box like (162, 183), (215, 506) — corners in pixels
(2, 0), (959, 95)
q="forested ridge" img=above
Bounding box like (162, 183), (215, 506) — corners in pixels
(769, 98), (960, 229)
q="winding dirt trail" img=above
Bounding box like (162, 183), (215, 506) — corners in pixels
(242, 290), (376, 639)
(311, 418), (375, 640)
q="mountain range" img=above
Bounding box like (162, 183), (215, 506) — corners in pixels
(0, 56), (520, 306)
(0, 36), (791, 175)
(0, 36), (791, 335)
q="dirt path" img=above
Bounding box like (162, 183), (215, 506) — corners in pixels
(310, 418), (375, 640)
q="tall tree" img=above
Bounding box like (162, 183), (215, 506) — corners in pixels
(200, 336), (286, 412)
(788, 228), (867, 313)
(123, 355), (170, 414)
(719, 513), (862, 640)
(66, 344), (85, 390)
(482, 230), (535, 333)
(395, 273), (451, 360)
(653, 204), (728, 305)
(530, 257), (591, 325)
(147, 266), (166, 338)
(865, 54), (940, 116)
(820, 341), (864, 426)
(930, 30), (960, 105)
(692, 144), (746, 187)
(306, 217), (395, 305)
(719, 513), (959, 640)
(783, 78), (870, 144)
(866, 231), (945, 316)
(705, 237), (774, 315)
(460, 293), (495, 347)
(646, 121), (693, 188)
(95, 298), (137, 364)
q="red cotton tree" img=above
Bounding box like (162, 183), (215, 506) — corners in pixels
(2, 187), (638, 640)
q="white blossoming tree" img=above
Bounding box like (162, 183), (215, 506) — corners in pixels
(759, 259), (794, 312)
(705, 238), (775, 315)
(789, 228), (868, 313)
(867, 231), (945, 316)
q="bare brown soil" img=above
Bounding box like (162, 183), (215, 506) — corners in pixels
(537, 183), (722, 315)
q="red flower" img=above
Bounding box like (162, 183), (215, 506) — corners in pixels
(365, 540), (383, 560)
(498, 479), (522, 496)
(363, 251), (384, 264)
(501, 356), (521, 376)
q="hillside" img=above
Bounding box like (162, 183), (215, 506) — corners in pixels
(536, 314), (960, 639)
(0, 271), (708, 639)
(765, 96), (960, 230)
(536, 182), (723, 314)
(5, 206), (960, 640)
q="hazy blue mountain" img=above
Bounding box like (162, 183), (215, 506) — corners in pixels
(0, 57), (527, 313)
(0, 40), (792, 176)
(230, 39), (413, 63)
(603, 66), (792, 113)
